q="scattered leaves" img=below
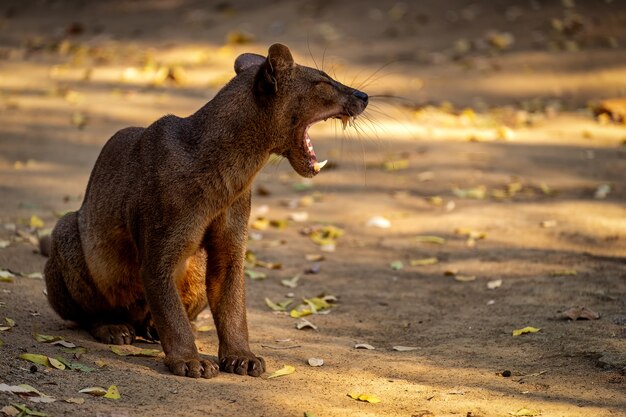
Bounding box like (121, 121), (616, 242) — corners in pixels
(110, 345), (161, 357)
(267, 365), (295, 379)
(348, 393), (381, 404)
(512, 327), (541, 337)
(8, 404), (50, 417)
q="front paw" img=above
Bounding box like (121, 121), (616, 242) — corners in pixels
(219, 353), (265, 377)
(90, 323), (135, 345)
(165, 355), (219, 379)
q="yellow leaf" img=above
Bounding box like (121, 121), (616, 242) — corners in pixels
(30, 215), (45, 229)
(290, 308), (312, 318)
(348, 392), (381, 403)
(196, 325), (213, 332)
(48, 357), (66, 370)
(251, 217), (270, 231)
(267, 365), (295, 379)
(410, 257), (438, 266)
(550, 269), (577, 277)
(19, 353), (58, 369)
(383, 159), (409, 171)
(104, 385), (120, 400)
(4, 318), (16, 327)
(509, 408), (541, 416)
(415, 235), (446, 244)
(512, 327), (541, 337)
(94, 360), (107, 368)
(33, 333), (63, 343)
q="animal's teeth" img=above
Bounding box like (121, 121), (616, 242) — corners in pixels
(341, 115), (349, 130)
(313, 160), (328, 172)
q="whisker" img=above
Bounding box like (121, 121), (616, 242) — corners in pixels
(306, 34), (318, 70)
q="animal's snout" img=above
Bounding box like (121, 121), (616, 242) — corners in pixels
(353, 90), (368, 104)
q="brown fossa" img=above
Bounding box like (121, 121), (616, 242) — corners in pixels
(43, 43), (368, 378)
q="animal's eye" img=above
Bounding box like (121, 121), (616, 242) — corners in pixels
(314, 80), (332, 88)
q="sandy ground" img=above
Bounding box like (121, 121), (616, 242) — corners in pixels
(1, 1), (625, 416)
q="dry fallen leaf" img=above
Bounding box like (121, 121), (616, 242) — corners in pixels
(280, 275), (300, 289)
(415, 235), (446, 244)
(487, 279), (502, 289)
(244, 268), (267, 280)
(348, 392), (381, 404)
(8, 404), (50, 417)
(267, 365), (295, 379)
(264, 298), (293, 312)
(410, 257), (438, 266)
(19, 353), (66, 370)
(78, 386), (107, 396)
(509, 408), (541, 416)
(454, 275), (476, 282)
(110, 345), (161, 357)
(366, 216), (391, 229)
(550, 269), (577, 277)
(354, 343), (375, 350)
(295, 318), (318, 330)
(392, 346), (419, 352)
(307, 358), (324, 367)
(558, 307), (600, 320)
(512, 327), (541, 337)
(389, 261), (404, 271)
(64, 398), (85, 404)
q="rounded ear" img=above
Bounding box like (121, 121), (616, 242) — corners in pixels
(267, 43), (294, 70)
(253, 43), (294, 96)
(234, 53), (265, 74)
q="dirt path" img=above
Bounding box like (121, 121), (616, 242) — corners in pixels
(1, 1), (625, 416)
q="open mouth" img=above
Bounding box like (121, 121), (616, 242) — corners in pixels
(300, 113), (356, 176)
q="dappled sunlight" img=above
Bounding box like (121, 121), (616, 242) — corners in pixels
(1, 1), (625, 416)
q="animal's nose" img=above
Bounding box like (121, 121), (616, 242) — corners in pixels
(353, 90), (368, 103)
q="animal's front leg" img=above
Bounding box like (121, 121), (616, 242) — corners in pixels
(142, 253), (219, 379)
(205, 192), (265, 377)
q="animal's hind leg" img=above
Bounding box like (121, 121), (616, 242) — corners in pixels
(44, 211), (136, 345)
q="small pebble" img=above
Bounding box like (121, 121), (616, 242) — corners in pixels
(502, 370), (511, 377)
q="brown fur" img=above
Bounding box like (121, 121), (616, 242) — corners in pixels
(43, 43), (368, 378)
